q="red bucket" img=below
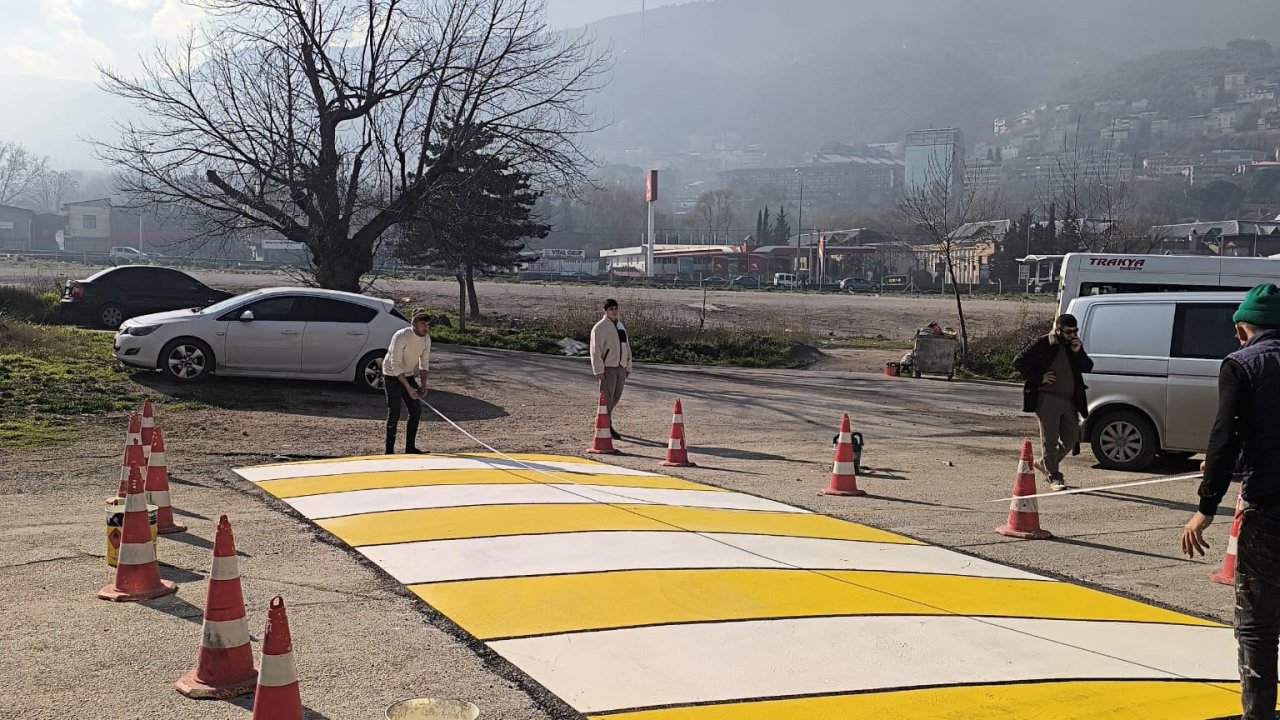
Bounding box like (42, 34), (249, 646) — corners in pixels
(884, 362), (900, 377)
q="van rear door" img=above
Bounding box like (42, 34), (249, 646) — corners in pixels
(1165, 303), (1240, 451)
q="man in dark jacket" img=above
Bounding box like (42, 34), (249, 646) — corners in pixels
(1181, 283), (1280, 720)
(1013, 313), (1094, 491)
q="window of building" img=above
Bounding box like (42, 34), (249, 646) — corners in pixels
(82, 214), (97, 229)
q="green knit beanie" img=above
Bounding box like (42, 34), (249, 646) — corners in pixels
(1234, 284), (1280, 327)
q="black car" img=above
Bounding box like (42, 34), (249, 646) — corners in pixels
(730, 275), (762, 288)
(61, 266), (234, 329)
(840, 277), (880, 292)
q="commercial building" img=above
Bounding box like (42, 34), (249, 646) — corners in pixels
(905, 128), (965, 195)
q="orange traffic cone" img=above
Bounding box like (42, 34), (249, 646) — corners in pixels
(139, 399), (156, 466)
(176, 515), (257, 699)
(821, 414), (866, 497)
(252, 596), (303, 720)
(146, 427), (187, 534)
(1210, 494), (1244, 585)
(660, 399), (696, 467)
(996, 439), (1053, 540)
(111, 413), (145, 502)
(586, 393), (619, 455)
(98, 465), (178, 602)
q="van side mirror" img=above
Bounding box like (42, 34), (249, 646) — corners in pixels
(238, 310), (255, 322)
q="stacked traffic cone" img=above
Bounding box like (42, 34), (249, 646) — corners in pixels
(139, 399), (156, 466)
(1210, 494), (1244, 585)
(660, 399), (695, 467)
(252, 596), (303, 720)
(146, 427), (187, 534)
(996, 439), (1053, 540)
(98, 465), (178, 602)
(175, 515), (257, 699)
(586, 393), (619, 455)
(821, 414), (866, 497)
(112, 412), (145, 501)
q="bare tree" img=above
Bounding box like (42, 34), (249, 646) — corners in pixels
(693, 189), (734, 242)
(97, 0), (608, 291)
(0, 142), (49, 207)
(31, 170), (81, 214)
(898, 154), (999, 366)
(1037, 125), (1142, 253)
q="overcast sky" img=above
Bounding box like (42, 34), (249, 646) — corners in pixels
(0, 0), (687, 83)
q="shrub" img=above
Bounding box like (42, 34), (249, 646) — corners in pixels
(0, 286), (63, 325)
(965, 318), (1052, 381)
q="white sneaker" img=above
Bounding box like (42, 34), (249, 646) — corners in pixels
(1050, 479), (1068, 492)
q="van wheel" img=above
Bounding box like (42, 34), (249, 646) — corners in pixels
(1091, 410), (1159, 471)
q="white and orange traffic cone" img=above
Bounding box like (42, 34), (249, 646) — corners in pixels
(586, 393), (619, 455)
(98, 465), (178, 602)
(996, 439), (1053, 540)
(1210, 494), (1244, 586)
(176, 515), (257, 699)
(660, 399), (696, 467)
(139, 399), (156, 466)
(146, 427), (186, 534)
(111, 412), (145, 502)
(821, 414), (866, 497)
(252, 596), (303, 720)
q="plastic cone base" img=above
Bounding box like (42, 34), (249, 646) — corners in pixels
(158, 523), (188, 535)
(586, 446), (620, 455)
(822, 486), (867, 497)
(661, 459), (695, 467)
(995, 525), (1052, 540)
(174, 666), (258, 700)
(97, 578), (177, 602)
(1209, 570), (1234, 586)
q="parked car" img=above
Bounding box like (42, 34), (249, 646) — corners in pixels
(730, 275), (762, 288)
(840, 277), (879, 292)
(113, 287), (410, 393)
(773, 272), (800, 289)
(697, 276), (728, 286)
(109, 247), (151, 265)
(61, 265), (235, 329)
(1070, 290), (1244, 471)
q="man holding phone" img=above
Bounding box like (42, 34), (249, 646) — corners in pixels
(1014, 313), (1094, 491)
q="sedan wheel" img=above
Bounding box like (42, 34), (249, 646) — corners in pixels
(355, 351), (386, 393)
(161, 339), (213, 382)
(99, 304), (125, 329)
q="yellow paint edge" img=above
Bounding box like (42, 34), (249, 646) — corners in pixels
(258, 467), (714, 498)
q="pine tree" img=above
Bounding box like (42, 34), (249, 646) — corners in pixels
(773, 206), (791, 245)
(756, 208), (764, 243)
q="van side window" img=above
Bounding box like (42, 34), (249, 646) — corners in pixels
(1171, 304), (1240, 360)
(1082, 303), (1173, 356)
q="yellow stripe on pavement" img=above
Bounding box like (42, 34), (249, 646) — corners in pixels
(259, 468), (713, 499)
(252, 452), (593, 467)
(587, 680), (1242, 720)
(322, 504), (918, 547)
(410, 568), (1212, 641)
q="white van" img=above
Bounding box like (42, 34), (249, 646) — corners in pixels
(1069, 291), (1245, 471)
(773, 272), (799, 289)
(1056, 252), (1279, 315)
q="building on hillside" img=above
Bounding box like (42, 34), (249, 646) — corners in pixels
(0, 205), (35, 251)
(1149, 220), (1280, 257)
(719, 158), (902, 203)
(1225, 71), (1251, 93)
(904, 128), (965, 195)
(63, 198), (113, 253)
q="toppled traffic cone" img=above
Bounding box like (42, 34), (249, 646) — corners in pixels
(821, 414), (866, 497)
(98, 465), (178, 602)
(660, 399), (695, 467)
(111, 412), (145, 502)
(996, 439), (1053, 540)
(175, 515), (257, 699)
(146, 427), (186, 534)
(585, 393), (619, 455)
(139, 399), (156, 466)
(252, 596), (303, 720)
(1210, 494), (1244, 586)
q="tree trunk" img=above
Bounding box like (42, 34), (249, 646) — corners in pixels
(944, 253), (970, 367)
(310, 236), (372, 292)
(465, 263), (480, 320)
(455, 273), (467, 332)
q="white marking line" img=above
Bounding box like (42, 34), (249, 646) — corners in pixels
(489, 616), (1238, 714)
(234, 457), (658, 483)
(285, 484), (802, 520)
(358, 532), (1047, 584)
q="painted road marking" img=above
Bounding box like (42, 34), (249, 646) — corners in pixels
(234, 453), (1242, 719)
(410, 569), (1214, 641)
(360, 532), (1041, 584)
(285, 484), (800, 520)
(490, 616), (1236, 714)
(258, 468), (715, 499)
(320, 504), (918, 547)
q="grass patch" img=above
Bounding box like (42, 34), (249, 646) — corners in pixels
(0, 284), (64, 324)
(962, 318), (1052, 381)
(818, 335), (914, 351)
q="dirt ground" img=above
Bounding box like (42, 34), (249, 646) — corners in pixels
(0, 340), (1236, 719)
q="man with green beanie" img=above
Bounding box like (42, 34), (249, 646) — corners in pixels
(1181, 283), (1280, 720)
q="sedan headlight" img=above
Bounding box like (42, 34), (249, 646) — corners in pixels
(126, 325), (159, 337)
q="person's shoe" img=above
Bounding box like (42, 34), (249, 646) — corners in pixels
(609, 427), (623, 441)
(1050, 477), (1068, 492)
(404, 447), (428, 455)
(1033, 458), (1049, 478)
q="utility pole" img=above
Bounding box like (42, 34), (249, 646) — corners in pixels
(794, 168), (804, 287)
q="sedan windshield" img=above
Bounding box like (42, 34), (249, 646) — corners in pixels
(201, 290), (265, 316)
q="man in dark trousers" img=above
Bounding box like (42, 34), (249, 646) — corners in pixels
(1013, 313), (1094, 492)
(381, 312), (432, 455)
(1181, 283), (1280, 720)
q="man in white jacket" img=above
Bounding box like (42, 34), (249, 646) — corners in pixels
(381, 312), (432, 454)
(590, 298), (632, 440)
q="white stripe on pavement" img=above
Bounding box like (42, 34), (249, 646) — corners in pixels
(359, 532), (1046, 585)
(489, 616), (1238, 714)
(286, 484), (803, 520)
(235, 457), (659, 483)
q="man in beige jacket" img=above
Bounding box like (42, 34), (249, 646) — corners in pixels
(590, 298), (633, 440)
